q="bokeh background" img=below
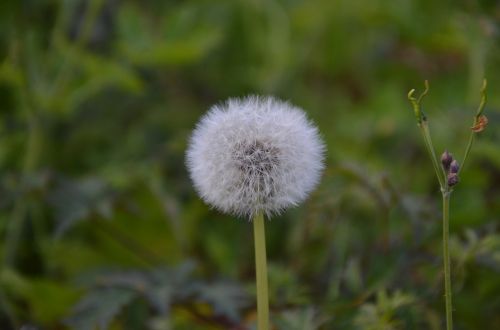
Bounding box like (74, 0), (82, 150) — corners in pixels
(1, 0), (499, 329)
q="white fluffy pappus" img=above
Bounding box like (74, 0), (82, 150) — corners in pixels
(186, 96), (325, 219)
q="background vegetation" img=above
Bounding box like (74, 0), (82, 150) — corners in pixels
(1, 0), (499, 329)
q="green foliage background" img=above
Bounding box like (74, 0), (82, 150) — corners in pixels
(1, 0), (499, 329)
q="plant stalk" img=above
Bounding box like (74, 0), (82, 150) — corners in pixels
(459, 130), (475, 176)
(442, 191), (453, 330)
(253, 212), (269, 330)
(419, 121), (446, 188)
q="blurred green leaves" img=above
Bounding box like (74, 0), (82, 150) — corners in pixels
(49, 176), (114, 237)
(0, 0), (499, 329)
(1, 268), (79, 324)
(66, 288), (136, 330)
(353, 290), (415, 330)
(64, 262), (250, 330)
(117, 3), (222, 67)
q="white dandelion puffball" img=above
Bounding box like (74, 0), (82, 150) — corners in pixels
(186, 96), (325, 219)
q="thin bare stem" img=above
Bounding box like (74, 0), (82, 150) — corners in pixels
(420, 122), (446, 189)
(460, 133), (475, 176)
(253, 212), (269, 330)
(408, 81), (445, 189)
(442, 192), (453, 330)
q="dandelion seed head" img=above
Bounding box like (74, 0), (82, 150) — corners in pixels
(186, 96), (325, 219)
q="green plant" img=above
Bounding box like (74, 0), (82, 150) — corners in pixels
(407, 79), (489, 330)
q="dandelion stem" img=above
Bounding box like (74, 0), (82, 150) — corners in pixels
(442, 191), (453, 330)
(253, 212), (269, 330)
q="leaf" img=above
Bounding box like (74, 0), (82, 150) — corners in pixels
(0, 269), (79, 324)
(195, 281), (249, 322)
(267, 264), (309, 306)
(70, 262), (197, 316)
(61, 52), (144, 112)
(64, 288), (136, 330)
(275, 308), (326, 330)
(25, 279), (80, 324)
(353, 290), (415, 330)
(116, 3), (221, 67)
(48, 176), (114, 237)
(0, 267), (31, 297)
(343, 257), (363, 293)
(146, 262), (197, 314)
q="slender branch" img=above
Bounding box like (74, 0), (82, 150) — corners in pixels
(408, 81), (445, 188)
(459, 79), (488, 175)
(253, 212), (269, 330)
(420, 121), (446, 189)
(459, 133), (475, 176)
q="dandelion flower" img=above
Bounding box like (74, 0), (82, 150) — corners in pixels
(186, 95), (325, 219)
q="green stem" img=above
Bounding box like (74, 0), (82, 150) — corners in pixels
(461, 78), (487, 175)
(459, 130), (475, 176)
(253, 212), (269, 330)
(442, 191), (453, 330)
(419, 122), (446, 189)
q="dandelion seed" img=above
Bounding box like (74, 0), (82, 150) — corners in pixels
(186, 95), (325, 219)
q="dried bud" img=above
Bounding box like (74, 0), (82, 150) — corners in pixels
(471, 115), (488, 133)
(447, 173), (459, 187)
(441, 150), (453, 171)
(449, 160), (460, 174)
